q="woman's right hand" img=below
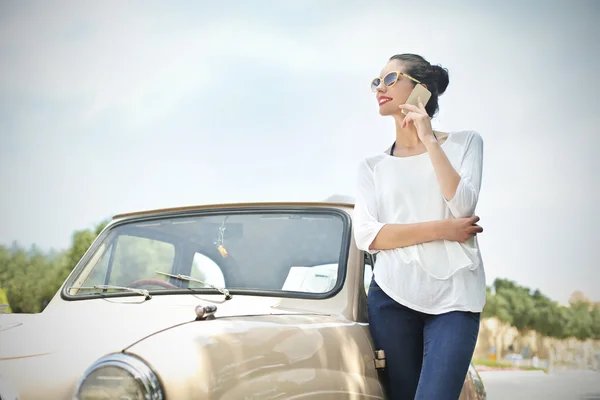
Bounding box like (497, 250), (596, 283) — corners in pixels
(442, 216), (483, 242)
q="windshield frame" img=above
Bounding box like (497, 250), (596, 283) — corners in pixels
(61, 205), (352, 302)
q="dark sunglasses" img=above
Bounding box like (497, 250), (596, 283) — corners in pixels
(370, 71), (422, 92)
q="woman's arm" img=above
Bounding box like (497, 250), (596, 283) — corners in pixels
(400, 100), (484, 218)
(425, 131), (483, 218)
(353, 158), (483, 252)
(370, 217), (482, 250)
(368, 220), (445, 250)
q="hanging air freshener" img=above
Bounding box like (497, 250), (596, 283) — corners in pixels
(217, 244), (228, 257)
(216, 219), (228, 257)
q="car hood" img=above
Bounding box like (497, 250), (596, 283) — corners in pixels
(0, 294), (320, 360)
(0, 294), (333, 400)
(122, 312), (373, 399)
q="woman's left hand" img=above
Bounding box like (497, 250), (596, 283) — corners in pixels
(399, 97), (437, 145)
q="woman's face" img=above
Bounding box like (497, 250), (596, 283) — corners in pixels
(373, 60), (415, 117)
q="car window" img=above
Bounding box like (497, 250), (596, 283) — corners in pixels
(108, 235), (175, 286)
(190, 252), (225, 288)
(281, 263), (338, 293)
(75, 235), (175, 289)
(66, 210), (348, 299)
(73, 242), (113, 287)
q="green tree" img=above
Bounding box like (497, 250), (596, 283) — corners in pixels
(493, 278), (536, 333)
(0, 288), (12, 312)
(1, 220), (109, 313)
(530, 289), (569, 339)
(483, 285), (513, 323)
(483, 285), (515, 360)
(565, 300), (594, 340)
(590, 304), (600, 340)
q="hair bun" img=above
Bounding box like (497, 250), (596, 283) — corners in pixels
(430, 65), (449, 96)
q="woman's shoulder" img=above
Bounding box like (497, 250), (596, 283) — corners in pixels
(360, 152), (387, 169)
(446, 129), (481, 142)
(357, 153), (386, 179)
(444, 130), (483, 146)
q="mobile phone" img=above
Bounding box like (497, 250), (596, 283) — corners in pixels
(401, 83), (432, 115)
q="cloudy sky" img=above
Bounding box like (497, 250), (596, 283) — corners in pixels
(0, 0), (598, 305)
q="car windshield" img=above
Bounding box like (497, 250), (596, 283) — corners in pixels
(64, 208), (349, 299)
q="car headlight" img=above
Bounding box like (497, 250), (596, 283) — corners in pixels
(74, 353), (163, 400)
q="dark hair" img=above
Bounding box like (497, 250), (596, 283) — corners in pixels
(389, 53), (449, 118)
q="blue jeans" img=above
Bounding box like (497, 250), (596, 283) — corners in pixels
(367, 278), (480, 400)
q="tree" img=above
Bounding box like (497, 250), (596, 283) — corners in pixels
(565, 300), (594, 341)
(590, 304), (600, 340)
(0, 288), (12, 313)
(483, 285), (514, 360)
(483, 285), (513, 324)
(493, 278), (535, 333)
(530, 289), (569, 339)
(1, 220), (109, 314)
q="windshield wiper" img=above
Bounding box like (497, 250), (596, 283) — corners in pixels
(156, 271), (232, 300)
(71, 284), (152, 300)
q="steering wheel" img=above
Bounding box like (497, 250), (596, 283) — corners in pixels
(127, 278), (179, 290)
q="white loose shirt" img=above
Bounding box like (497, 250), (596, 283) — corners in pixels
(354, 130), (486, 315)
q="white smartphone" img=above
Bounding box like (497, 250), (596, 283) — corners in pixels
(401, 83), (432, 115)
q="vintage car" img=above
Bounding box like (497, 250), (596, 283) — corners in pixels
(0, 202), (487, 399)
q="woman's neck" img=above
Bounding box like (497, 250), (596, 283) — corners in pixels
(393, 115), (421, 150)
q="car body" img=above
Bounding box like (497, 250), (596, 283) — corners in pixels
(0, 202), (487, 399)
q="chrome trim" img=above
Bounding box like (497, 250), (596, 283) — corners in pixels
(0, 374), (20, 400)
(195, 304), (218, 320)
(73, 353), (163, 400)
(374, 349), (386, 369)
(0, 322), (22, 332)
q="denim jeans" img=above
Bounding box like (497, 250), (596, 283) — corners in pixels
(367, 278), (480, 400)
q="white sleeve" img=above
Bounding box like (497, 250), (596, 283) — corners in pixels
(353, 159), (386, 254)
(445, 131), (484, 218)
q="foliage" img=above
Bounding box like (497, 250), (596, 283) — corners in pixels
(0, 220), (108, 313)
(484, 278), (600, 342)
(530, 289), (570, 340)
(482, 285), (512, 324)
(0, 288), (12, 312)
(590, 305), (600, 340)
(565, 300), (594, 341)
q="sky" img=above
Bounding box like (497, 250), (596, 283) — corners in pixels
(0, 0), (598, 305)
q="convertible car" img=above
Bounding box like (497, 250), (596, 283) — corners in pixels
(0, 201), (486, 399)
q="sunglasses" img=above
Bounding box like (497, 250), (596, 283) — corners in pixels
(370, 71), (422, 92)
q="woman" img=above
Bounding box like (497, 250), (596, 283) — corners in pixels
(354, 53), (486, 400)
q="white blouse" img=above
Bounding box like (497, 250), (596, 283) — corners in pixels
(354, 130), (487, 315)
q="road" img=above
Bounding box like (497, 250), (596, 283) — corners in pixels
(480, 369), (600, 400)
